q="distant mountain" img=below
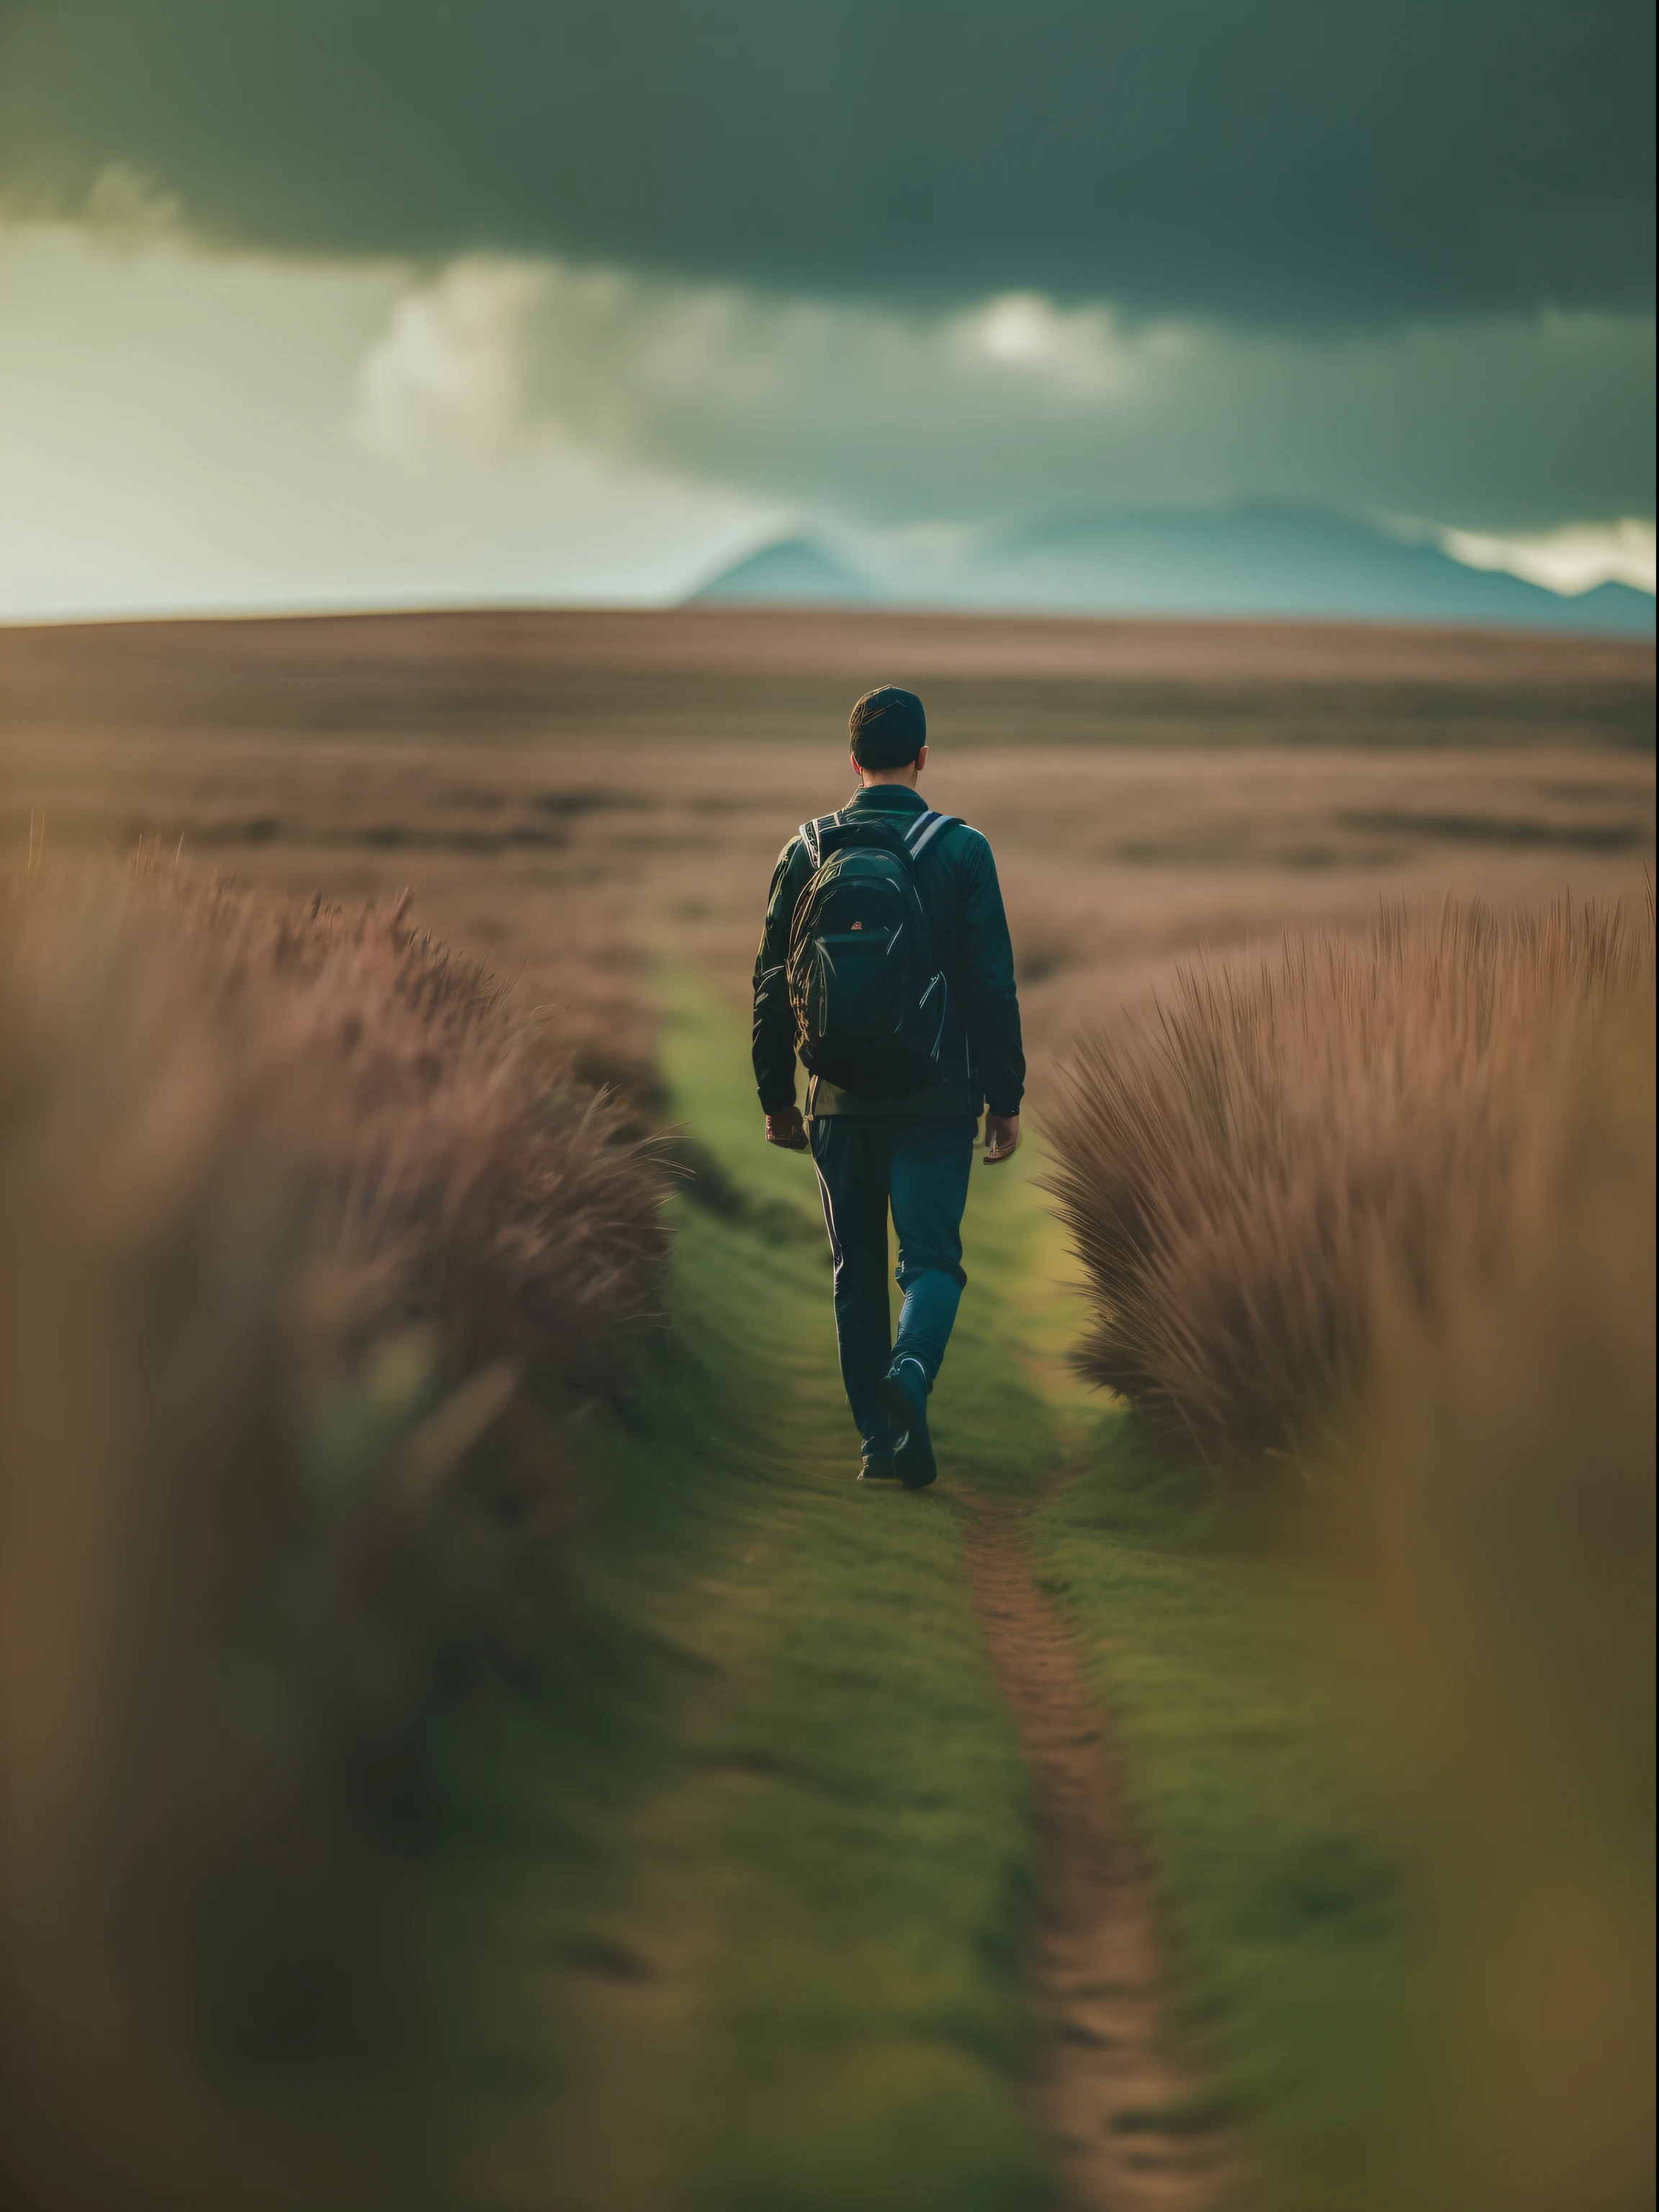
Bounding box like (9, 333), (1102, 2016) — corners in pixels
(687, 536), (877, 604)
(961, 503), (1656, 634)
(683, 506), (1655, 634)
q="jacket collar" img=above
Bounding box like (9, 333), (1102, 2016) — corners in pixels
(844, 784), (927, 814)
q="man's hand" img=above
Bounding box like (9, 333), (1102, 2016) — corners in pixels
(983, 1112), (1020, 1164)
(765, 1105), (810, 1151)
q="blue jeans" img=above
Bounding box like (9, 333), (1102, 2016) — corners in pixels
(808, 1115), (977, 1458)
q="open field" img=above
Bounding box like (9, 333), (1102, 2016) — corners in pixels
(2, 609), (1652, 1072)
(1, 607), (1653, 2211)
(4, 608), (1654, 750)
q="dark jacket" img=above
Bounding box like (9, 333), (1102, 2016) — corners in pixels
(751, 784), (1025, 1120)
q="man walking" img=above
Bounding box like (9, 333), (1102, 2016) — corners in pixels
(751, 685), (1025, 1487)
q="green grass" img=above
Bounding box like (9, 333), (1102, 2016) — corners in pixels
(1028, 1425), (1436, 2208)
(408, 975), (1435, 2210)
(407, 979), (1070, 2210)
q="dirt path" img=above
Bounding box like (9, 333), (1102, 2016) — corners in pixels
(963, 1497), (1241, 2212)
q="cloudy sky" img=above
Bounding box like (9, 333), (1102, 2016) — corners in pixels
(1, 0), (1653, 615)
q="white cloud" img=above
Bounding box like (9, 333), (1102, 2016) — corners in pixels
(964, 293), (1151, 396)
(1, 210), (1652, 616)
(1438, 518), (1655, 598)
(353, 258), (550, 465)
(459, 257), (1651, 539)
(0, 220), (771, 617)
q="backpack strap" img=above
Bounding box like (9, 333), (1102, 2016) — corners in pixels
(798, 811), (843, 869)
(904, 809), (957, 861)
(800, 807), (953, 868)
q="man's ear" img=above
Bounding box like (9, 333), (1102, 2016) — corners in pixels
(914, 744), (928, 773)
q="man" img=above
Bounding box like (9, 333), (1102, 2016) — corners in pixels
(751, 684), (1025, 1488)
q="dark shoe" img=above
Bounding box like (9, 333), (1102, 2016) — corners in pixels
(859, 1453), (897, 1482)
(880, 1357), (937, 1490)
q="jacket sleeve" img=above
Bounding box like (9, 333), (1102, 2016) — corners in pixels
(752, 836), (808, 1112)
(956, 832), (1026, 1118)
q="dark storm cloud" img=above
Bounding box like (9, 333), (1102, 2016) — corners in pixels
(1, 0), (1652, 326)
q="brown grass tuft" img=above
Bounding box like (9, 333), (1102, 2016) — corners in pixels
(0, 853), (670, 2206)
(1343, 992), (1655, 2212)
(1044, 894), (1655, 1470)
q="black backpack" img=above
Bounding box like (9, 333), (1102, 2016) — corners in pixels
(786, 808), (957, 1092)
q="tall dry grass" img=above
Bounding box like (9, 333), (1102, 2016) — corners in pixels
(1051, 890), (1655, 2206)
(1344, 995), (1655, 2212)
(1045, 894), (1655, 1470)
(0, 855), (668, 2209)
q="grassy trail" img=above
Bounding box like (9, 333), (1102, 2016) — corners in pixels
(433, 981), (1412, 2210)
(641, 984), (1236, 2211)
(441, 981), (1067, 2211)
(963, 1493), (1240, 2210)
